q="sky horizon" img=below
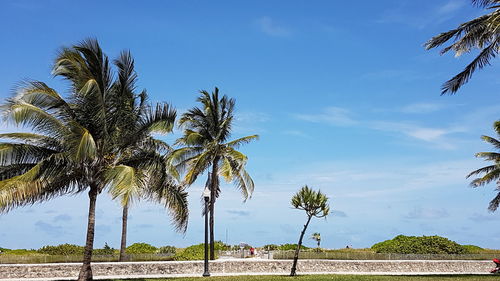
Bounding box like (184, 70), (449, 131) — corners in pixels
(1, 0), (500, 250)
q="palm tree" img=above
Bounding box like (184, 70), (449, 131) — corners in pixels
(290, 185), (330, 276)
(310, 232), (321, 251)
(467, 120), (500, 211)
(172, 87), (258, 260)
(105, 51), (188, 262)
(0, 39), (186, 281)
(425, 0), (500, 94)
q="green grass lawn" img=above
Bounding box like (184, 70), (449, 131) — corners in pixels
(107, 274), (500, 281)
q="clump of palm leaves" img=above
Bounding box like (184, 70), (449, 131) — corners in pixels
(0, 39), (187, 281)
(467, 120), (500, 211)
(171, 87), (258, 260)
(425, 0), (500, 94)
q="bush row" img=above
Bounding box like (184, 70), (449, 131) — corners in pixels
(262, 244), (309, 251)
(0, 243), (176, 256)
(371, 235), (478, 254)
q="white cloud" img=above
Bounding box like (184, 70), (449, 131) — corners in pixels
(233, 111), (270, 134)
(376, 0), (465, 29)
(278, 158), (476, 200)
(405, 207), (450, 220)
(295, 106), (357, 126)
(369, 120), (461, 147)
(295, 105), (465, 149)
(255, 17), (292, 37)
(400, 103), (445, 114)
(437, 0), (465, 15)
(282, 130), (310, 138)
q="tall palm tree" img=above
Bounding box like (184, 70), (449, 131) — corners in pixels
(310, 232), (321, 251)
(0, 39), (186, 281)
(290, 185), (330, 276)
(172, 87), (258, 260)
(425, 0), (500, 94)
(105, 51), (188, 262)
(467, 120), (500, 211)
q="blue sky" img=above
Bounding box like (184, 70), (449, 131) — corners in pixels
(1, 0), (500, 250)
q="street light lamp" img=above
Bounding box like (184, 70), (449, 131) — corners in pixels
(202, 186), (211, 277)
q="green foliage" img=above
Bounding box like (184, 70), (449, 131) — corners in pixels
(291, 185), (330, 218)
(38, 244), (84, 255)
(467, 121), (500, 212)
(371, 235), (466, 254)
(158, 246), (177, 254)
(2, 249), (38, 255)
(93, 243), (116, 256)
(173, 242), (228, 260)
(278, 244), (309, 251)
(126, 243), (158, 254)
(262, 244), (278, 251)
(462, 245), (484, 254)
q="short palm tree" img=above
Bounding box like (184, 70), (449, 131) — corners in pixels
(425, 0), (500, 94)
(467, 120), (500, 211)
(0, 39), (187, 281)
(310, 232), (321, 251)
(172, 87), (258, 260)
(290, 185), (330, 276)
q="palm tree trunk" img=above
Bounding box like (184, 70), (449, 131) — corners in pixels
(119, 203), (129, 262)
(78, 186), (98, 281)
(209, 157), (219, 260)
(290, 215), (312, 277)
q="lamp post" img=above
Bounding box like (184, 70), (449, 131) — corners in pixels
(202, 186), (211, 277)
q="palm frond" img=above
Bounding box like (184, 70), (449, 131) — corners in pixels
(73, 128), (97, 161)
(106, 165), (142, 206)
(467, 164), (498, 178)
(489, 190), (500, 211)
(441, 39), (499, 94)
(481, 135), (500, 149)
(226, 135), (259, 149)
(4, 102), (70, 138)
(184, 151), (212, 185)
(138, 103), (176, 135)
(475, 151), (500, 161)
(472, 0), (500, 8)
(0, 143), (57, 166)
(155, 182), (189, 233)
(470, 169), (500, 187)
(0, 133), (61, 150)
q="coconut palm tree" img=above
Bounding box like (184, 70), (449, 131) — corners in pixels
(310, 232), (321, 251)
(0, 39), (187, 281)
(105, 51), (188, 262)
(290, 185), (330, 276)
(425, 0), (500, 94)
(172, 87), (258, 260)
(467, 120), (500, 211)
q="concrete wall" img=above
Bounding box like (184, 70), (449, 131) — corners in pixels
(0, 259), (494, 281)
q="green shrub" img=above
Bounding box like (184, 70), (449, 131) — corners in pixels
(38, 244), (84, 255)
(278, 243), (309, 251)
(173, 242), (229, 261)
(158, 245), (176, 254)
(263, 244), (279, 251)
(2, 249), (38, 255)
(126, 243), (158, 254)
(462, 245), (484, 254)
(93, 243), (116, 256)
(371, 235), (466, 254)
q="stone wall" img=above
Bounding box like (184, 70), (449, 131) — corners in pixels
(0, 259), (494, 280)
